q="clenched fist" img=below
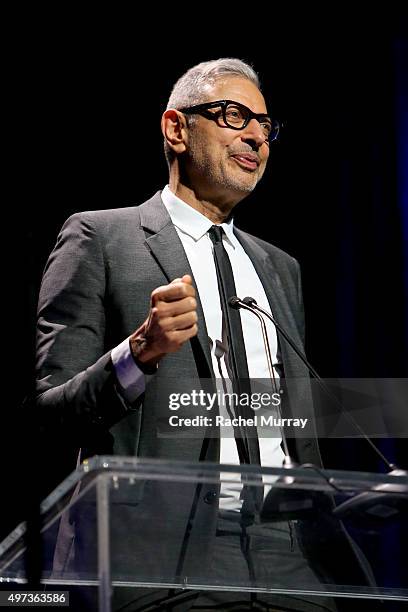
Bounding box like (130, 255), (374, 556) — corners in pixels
(130, 274), (198, 369)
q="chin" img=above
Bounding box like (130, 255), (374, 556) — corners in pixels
(218, 171), (259, 199)
(235, 177), (259, 193)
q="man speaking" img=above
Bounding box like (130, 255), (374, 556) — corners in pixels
(35, 59), (367, 610)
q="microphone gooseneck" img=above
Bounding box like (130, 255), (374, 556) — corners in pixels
(230, 296), (407, 522)
(228, 295), (294, 466)
(239, 296), (398, 473)
(228, 296), (277, 392)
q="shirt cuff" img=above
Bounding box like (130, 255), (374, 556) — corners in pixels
(111, 338), (148, 404)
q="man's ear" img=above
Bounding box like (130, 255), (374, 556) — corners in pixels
(161, 109), (188, 155)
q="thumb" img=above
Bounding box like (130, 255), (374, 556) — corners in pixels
(171, 274), (192, 285)
(181, 274), (193, 285)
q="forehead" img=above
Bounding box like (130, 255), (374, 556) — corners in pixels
(204, 77), (268, 114)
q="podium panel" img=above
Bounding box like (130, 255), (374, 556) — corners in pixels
(0, 457), (407, 611)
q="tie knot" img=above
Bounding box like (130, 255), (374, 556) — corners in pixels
(208, 225), (224, 244)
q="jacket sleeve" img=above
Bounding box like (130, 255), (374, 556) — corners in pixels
(34, 212), (130, 449)
(293, 257), (306, 348)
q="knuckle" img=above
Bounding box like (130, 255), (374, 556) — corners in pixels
(178, 284), (188, 298)
(157, 319), (165, 330)
(151, 285), (164, 299)
(155, 303), (167, 317)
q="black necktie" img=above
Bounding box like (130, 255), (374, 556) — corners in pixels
(208, 225), (261, 469)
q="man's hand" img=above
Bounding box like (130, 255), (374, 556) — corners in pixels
(130, 275), (198, 369)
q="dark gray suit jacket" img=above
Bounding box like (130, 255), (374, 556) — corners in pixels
(36, 190), (321, 467)
(35, 192), (375, 590)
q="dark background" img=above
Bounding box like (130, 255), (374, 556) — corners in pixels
(3, 10), (408, 607)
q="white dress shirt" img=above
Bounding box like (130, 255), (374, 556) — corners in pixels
(112, 186), (285, 510)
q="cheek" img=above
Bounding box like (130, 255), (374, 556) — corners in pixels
(260, 151), (269, 169)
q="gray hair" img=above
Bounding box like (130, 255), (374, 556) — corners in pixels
(163, 58), (261, 165)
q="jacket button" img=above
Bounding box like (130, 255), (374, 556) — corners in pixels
(204, 491), (217, 505)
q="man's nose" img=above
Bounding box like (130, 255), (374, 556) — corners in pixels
(240, 118), (267, 149)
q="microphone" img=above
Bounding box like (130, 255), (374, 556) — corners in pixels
(240, 296), (398, 473)
(231, 296), (408, 523)
(230, 295), (320, 521)
(229, 295), (294, 466)
(229, 297), (278, 392)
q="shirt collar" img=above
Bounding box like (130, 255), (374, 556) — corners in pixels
(161, 185), (237, 248)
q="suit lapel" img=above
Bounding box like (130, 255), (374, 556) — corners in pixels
(234, 228), (321, 464)
(138, 192), (213, 375)
(233, 228), (303, 351)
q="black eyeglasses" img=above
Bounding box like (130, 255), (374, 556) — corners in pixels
(179, 99), (280, 142)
